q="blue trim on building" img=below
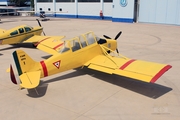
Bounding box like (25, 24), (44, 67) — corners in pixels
(55, 14), (112, 20)
(36, 13), (133, 23)
(77, 15), (102, 20)
(55, 14), (77, 18)
(112, 18), (134, 23)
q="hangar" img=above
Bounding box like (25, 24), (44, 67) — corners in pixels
(35, 0), (180, 25)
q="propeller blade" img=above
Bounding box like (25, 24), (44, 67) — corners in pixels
(36, 19), (46, 36)
(36, 19), (41, 27)
(116, 49), (119, 54)
(114, 31), (122, 40)
(103, 35), (111, 39)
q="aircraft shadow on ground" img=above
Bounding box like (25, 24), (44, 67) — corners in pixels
(41, 55), (52, 59)
(26, 81), (48, 98)
(80, 68), (172, 99)
(43, 70), (86, 84)
(0, 53), (3, 56)
(32, 67), (172, 99)
(26, 70), (86, 98)
(0, 43), (35, 51)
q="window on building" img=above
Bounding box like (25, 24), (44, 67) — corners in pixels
(10, 30), (18, 36)
(104, 0), (112, 2)
(37, 0), (53, 2)
(39, 8), (42, 10)
(18, 28), (24, 34)
(56, 0), (75, 2)
(59, 8), (62, 11)
(78, 0), (100, 2)
(48, 8), (51, 11)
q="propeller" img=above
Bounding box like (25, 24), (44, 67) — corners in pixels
(103, 35), (111, 39)
(103, 31), (122, 53)
(103, 31), (122, 40)
(114, 31), (122, 40)
(36, 19), (46, 36)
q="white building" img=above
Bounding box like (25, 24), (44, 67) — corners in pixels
(35, 0), (135, 23)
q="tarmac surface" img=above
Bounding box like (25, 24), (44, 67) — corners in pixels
(0, 16), (180, 120)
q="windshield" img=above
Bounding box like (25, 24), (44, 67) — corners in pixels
(59, 31), (98, 53)
(59, 41), (70, 53)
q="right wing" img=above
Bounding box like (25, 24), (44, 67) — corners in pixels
(84, 54), (172, 83)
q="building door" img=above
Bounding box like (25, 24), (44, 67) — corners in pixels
(133, 0), (139, 22)
(138, 0), (180, 25)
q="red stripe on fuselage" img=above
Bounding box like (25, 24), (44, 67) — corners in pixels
(119, 59), (136, 70)
(40, 61), (48, 77)
(53, 43), (63, 50)
(35, 37), (51, 46)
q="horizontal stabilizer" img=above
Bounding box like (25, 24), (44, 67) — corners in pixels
(19, 71), (41, 89)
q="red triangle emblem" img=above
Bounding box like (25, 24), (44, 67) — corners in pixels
(53, 60), (61, 69)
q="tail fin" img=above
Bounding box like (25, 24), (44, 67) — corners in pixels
(11, 50), (41, 89)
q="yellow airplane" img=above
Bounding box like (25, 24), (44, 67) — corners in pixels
(8, 31), (172, 90)
(0, 19), (64, 46)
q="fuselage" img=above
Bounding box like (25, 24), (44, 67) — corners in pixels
(0, 25), (43, 45)
(36, 32), (117, 78)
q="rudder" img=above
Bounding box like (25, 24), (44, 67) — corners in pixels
(13, 50), (37, 75)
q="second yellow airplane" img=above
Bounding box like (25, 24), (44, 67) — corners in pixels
(0, 19), (64, 47)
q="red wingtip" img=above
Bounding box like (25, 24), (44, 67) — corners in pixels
(10, 65), (17, 85)
(150, 65), (172, 83)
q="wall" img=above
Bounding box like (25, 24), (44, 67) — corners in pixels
(56, 3), (76, 18)
(36, 0), (136, 23)
(139, 0), (180, 25)
(37, 3), (54, 11)
(112, 0), (135, 22)
(78, 3), (101, 18)
(36, 1), (113, 19)
(104, 3), (112, 19)
(55, 3), (103, 19)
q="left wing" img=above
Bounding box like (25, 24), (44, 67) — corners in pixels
(84, 54), (172, 83)
(24, 35), (65, 54)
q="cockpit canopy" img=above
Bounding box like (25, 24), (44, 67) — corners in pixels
(59, 31), (102, 53)
(9, 26), (33, 36)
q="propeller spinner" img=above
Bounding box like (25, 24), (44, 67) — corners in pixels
(103, 31), (122, 53)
